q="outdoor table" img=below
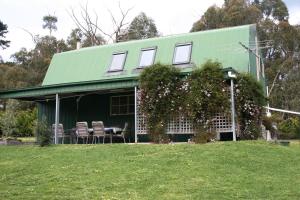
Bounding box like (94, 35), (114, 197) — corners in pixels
(88, 127), (122, 143)
(104, 127), (122, 143)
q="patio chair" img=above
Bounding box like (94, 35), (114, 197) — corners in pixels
(52, 123), (65, 144)
(112, 122), (128, 143)
(92, 121), (106, 144)
(76, 122), (89, 144)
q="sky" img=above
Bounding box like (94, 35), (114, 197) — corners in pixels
(0, 0), (299, 61)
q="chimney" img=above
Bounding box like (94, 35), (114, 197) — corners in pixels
(76, 40), (81, 50)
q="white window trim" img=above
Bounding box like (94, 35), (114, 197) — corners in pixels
(172, 42), (193, 65)
(110, 94), (134, 116)
(108, 51), (127, 72)
(138, 47), (157, 68)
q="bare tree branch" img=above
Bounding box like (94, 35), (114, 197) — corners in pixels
(19, 27), (38, 44)
(68, 1), (133, 44)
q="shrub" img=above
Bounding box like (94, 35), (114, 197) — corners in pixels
(192, 128), (216, 144)
(278, 117), (300, 139)
(235, 74), (266, 139)
(139, 63), (182, 142)
(0, 100), (19, 138)
(186, 61), (229, 141)
(36, 116), (52, 147)
(15, 108), (37, 137)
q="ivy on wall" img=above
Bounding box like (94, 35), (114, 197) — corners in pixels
(139, 63), (182, 142)
(186, 61), (229, 130)
(139, 61), (266, 142)
(235, 74), (266, 139)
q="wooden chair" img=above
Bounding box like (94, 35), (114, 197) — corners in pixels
(52, 123), (65, 144)
(76, 122), (89, 144)
(92, 121), (106, 144)
(112, 122), (128, 143)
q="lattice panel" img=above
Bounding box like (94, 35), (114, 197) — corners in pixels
(167, 115), (194, 134)
(136, 90), (147, 134)
(211, 114), (232, 133)
(136, 90), (233, 135)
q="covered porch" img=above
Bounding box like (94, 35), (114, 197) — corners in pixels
(0, 77), (140, 144)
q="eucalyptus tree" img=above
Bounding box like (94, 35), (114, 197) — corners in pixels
(126, 12), (159, 41)
(42, 15), (58, 36)
(0, 20), (10, 49)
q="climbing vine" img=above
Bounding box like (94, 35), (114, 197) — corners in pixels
(235, 73), (266, 139)
(139, 61), (266, 143)
(186, 61), (230, 140)
(139, 63), (182, 142)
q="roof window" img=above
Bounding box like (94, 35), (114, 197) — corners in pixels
(108, 52), (127, 72)
(138, 47), (156, 68)
(173, 43), (192, 65)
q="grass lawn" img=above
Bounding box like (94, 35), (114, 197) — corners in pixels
(0, 141), (300, 199)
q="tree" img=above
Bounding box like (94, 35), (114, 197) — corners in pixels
(260, 0), (289, 21)
(126, 12), (159, 41)
(68, 2), (132, 44)
(42, 15), (58, 36)
(0, 20), (10, 49)
(191, 0), (261, 32)
(191, 0), (300, 117)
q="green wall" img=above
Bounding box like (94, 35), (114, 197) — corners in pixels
(38, 91), (135, 139)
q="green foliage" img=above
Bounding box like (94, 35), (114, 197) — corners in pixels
(0, 100), (20, 137)
(0, 20), (10, 49)
(15, 108), (37, 137)
(278, 117), (300, 139)
(191, 0), (262, 32)
(235, 73), (266, 139)
(190, 0), (299, 117)
(139, 62), (265, 142)
(9, 35), (70, 86)
(0, 63), (30, 90)
(260, 0), (289, 21)
(127, 12), (159, 41)
(0, 100), (37, 138)
(42, 15), (58, 36)
(192, 128), (216, 144)
(139, 63), (182, 142)
(36, 116), (52, 147)
(186, 61), (229, 132)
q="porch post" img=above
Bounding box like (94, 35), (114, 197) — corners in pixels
(134, 86), (138, 143)
(230, 79), (237, 141)
(54, 93), (60, 144)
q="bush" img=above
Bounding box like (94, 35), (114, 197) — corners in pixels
(235, 74), (266, 139)
(36, 117), (52, 147)
(0, 100), (37, 138)
(192, 128), (216, 144)
(139, 63), (182, 142)
(278, 117), (300, 139)
(186, 61), (229, 141)
(15, 108), (37, 137)
(0, 100), (19, 138)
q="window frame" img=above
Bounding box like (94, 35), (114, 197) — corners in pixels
(110, 94), (135, 116)
(108, 51), (128, 72)
(172, 42), (193, 65)
(137, 46), (157, 68)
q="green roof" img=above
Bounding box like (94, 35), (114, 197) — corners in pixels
(42, 24), (257, 86)
(0, 24), (262, 100)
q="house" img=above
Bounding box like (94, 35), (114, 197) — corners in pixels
(0, 24), (265, 142)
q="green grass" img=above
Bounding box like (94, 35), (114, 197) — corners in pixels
(0, 141), (300, 199)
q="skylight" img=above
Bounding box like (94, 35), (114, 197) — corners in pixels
(139, 47), (156, 68)
(173, 43), (192, 65)
(108, 52), (127, 72)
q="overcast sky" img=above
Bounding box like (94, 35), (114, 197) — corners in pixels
(0, 0), (299, 61)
